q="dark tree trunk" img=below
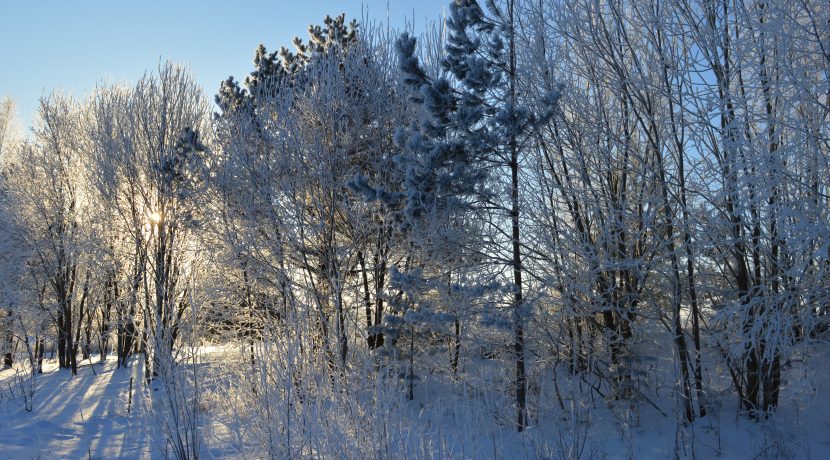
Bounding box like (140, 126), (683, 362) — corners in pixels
(3, 327), (12, 368)
(745, 345), (761, 414)
(603, 310), (628, 398)
(371, 250), (386, 349)
(358, 251), (375, 349)
(452, 318), (461, 375)
(762, 351), (781, 411)
(507, 0), (527, 432)
(37, 337), (44, 373)
(336, 288), (348, 367)
(83, 315), (93, 360)
(57, 312), (67, 369)
(100, 310), (111, 362)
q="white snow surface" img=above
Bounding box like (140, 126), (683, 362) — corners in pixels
(0, 356), (152, 458)
(1, 343), (829, 459)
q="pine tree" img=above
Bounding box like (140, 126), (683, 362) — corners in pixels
(394, 0), (560, 431)
(215, 14), (358, 117)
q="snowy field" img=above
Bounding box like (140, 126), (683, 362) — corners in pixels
(1, 341), (829, 459)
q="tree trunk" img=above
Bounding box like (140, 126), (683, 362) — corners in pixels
(358, 251), (375, 349)
(3, 325), (12, 368)
(508, 0), (527, 432)
(57, 311), (67, 369)
(36, 337), (44, 373)
(452, 318), (461, 375)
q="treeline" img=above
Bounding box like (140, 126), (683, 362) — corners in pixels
(0, 0), (828, 455)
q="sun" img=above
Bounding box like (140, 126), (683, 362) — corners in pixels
(148, 211), (162, 224)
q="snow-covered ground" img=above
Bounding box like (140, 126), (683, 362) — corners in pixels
(0, 356), (152, 459)
(1, 343), (829, 459)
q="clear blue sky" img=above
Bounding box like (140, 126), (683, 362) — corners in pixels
(1, 0), (448, 128)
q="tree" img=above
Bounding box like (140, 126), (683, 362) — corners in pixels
(526, 0), (830, 421)
(393, 0), (559, 431)
(88, 63), (210, 379)
(215, 13), (358, 117)
(674, 0), (830, 416)
(0, 96), (19, 159)
(4, 94), (92, 375)
(214, 15), (415, 377)
(0, 96), (20, 368)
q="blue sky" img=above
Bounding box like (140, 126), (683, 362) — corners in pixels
(1, 0), (448, 128)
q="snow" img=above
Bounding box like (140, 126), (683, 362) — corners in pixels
(0, 356), (152, 459)
(1, 341), (829, 459)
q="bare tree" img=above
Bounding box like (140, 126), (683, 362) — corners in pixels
(0, 96), (19, 158)
(88, 63), (210, 380)
(4, 94), (93, 375)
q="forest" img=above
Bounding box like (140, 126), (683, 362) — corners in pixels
(0, 0), (828, 458)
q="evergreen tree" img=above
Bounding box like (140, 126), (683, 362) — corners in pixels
(393, 0), (560, 431)
(215, 14), (358, 117)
